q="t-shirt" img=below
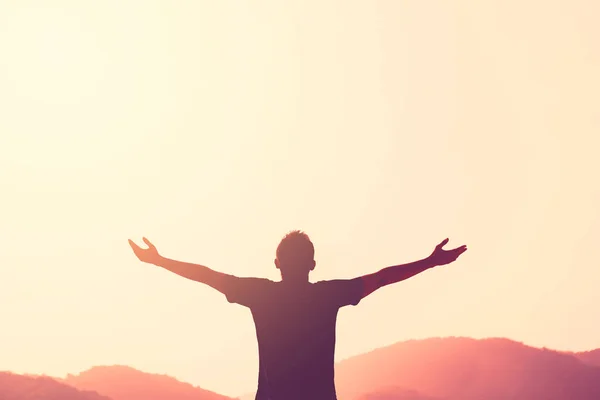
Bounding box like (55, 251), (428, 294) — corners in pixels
(221, 276), (365, 400)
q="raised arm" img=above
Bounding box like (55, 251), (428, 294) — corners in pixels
(359, 238), (467, 298)
(128, 237), (231, 294)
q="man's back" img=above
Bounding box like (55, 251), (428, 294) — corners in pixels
(223, 277), (364, 400)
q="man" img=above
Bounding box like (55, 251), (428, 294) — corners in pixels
(129, 231), (467, 400)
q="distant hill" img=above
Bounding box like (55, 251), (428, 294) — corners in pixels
(237, 383), (440, 399)
(0, 371), (111, 400)
(334, 337), (600, 400)
(357, 386), (441, 400)
(7, 337), (600, 400)
(241, 386), (439, 400)
(61, 365), (236, 400)
(572, 349), (600, 367)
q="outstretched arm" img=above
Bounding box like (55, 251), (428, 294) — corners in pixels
(359, 238), (467, 298)
(128, 237), (231, 293)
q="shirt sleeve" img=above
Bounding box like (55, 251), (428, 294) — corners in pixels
(321, 277), (366, 308)
(220, 275), (271, 308)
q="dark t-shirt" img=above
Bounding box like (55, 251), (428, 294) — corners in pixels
(221, 276), (364, 400)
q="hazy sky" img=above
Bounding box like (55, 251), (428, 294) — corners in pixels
(1, 0), (599, 397)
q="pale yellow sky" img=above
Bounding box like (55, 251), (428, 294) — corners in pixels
(1, 0), (599, 397)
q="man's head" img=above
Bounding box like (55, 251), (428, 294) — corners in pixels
(275, 230), (316, 278)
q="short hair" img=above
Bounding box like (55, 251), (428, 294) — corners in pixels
(276, 230), (315, 264)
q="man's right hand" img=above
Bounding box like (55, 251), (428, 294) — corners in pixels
(128, 237), (162, 265)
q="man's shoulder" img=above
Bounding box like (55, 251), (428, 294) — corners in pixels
(234, 276), (276, 287)
(223, 276), (276, 307)
(311, 278), (356, 294)
(313, 277), (363, 286)
(312, 277), (365, 307)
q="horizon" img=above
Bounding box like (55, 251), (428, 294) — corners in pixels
(1, 0), (599, 398)
(9, 334), (600, 397)
(6, 334), (600, 396)
(6, 335), (600, 400)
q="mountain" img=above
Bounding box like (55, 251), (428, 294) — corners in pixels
(357, 386), (440, 400)
(238, 386), (438, 400)
(334, 337), (600, 400)
(237, 382), (440, 399)
(0, 371), (111, 400)
(7, 337), (600, 400)
(573, 349), (600, 367)
(61, 365), (236, 400)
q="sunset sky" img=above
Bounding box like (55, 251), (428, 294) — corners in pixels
(1, 0), (599, 397)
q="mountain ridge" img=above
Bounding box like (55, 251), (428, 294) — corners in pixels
(5, 337), (600, 400)
(335, 336), (600, 400)
(61, 365), (237, 400)
(0, 371), (112, 400)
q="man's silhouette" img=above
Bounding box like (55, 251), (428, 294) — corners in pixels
(128, 231), (467, 400)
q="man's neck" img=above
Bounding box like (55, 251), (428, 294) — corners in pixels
(280, 275), (310, 285)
